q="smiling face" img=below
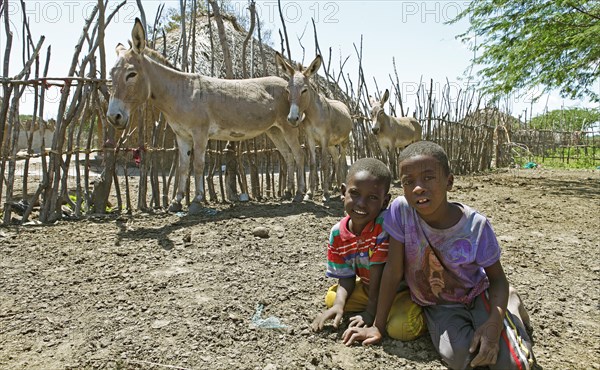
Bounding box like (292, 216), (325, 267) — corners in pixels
(399, 154), (454, 227)
(341, 170), (391, 235)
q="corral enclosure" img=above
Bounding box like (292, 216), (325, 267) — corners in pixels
(1, 2), (598, 224)
(1, 2), (600, 370)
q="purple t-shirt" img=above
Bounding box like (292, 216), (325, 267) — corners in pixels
(384, 196), (501, 306)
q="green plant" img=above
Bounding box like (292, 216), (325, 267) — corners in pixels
(529, 108), (600, 131)
(535, 147), (599, 169)
(508, 143), (535, 168)
(68, 194), (114, 213)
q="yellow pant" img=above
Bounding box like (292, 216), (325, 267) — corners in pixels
(325, 280), (426, 341)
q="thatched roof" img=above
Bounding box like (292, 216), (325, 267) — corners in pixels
(152, 10), (350, 105)
(461, 107), (523, 128)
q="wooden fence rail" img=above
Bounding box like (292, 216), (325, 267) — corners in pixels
(1, 1), (598, 225)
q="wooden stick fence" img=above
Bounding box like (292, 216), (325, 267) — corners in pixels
(1, 1), (598, 225)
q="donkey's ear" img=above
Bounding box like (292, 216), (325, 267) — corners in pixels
(115, 43), (127, 56)
(131, 18), (146, 54)
(275, 52), (294, 76)
(304, 55), (322, 77)
(381, 89), (390, 105)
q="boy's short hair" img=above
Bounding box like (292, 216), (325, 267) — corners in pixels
(398, 141), (450, 175)
(346, 158), (392, 192)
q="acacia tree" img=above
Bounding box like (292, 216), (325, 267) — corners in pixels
(529, 107), (600, 131)
(451, 0), (600, 102)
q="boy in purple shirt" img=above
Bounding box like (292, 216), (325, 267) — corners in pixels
(343, 142), (535, 370)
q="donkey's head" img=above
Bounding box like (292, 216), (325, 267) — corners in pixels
(276, 52), (322, 127)
(107, 18), (151, 130)
(369, 89), (390, 135)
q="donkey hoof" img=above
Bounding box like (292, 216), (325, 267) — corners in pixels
(322, 194), (331, 203)
(303, 193), (313, 202)
(293, 193), (304, 203)
(282, 191), (293, 201)
(168, 202), (183, 213)
(188, 201), (204, 215)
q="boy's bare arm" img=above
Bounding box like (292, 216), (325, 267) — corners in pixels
(469, 260), (509, 367)
(311, 277), (355, 331)
(348, 263), (384, 328)
(343, 237), (405, 345)
(373, 237), (405, 334)
(365, 263), (384, 319)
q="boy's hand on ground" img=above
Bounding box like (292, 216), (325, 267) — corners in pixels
(469, 320), (501, 367)
(311, 305), (344, 331)
(342, 326), (382, 346)
(348, 311), (374, 328)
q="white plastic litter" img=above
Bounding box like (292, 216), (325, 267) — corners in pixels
(251, 304), (287, 329)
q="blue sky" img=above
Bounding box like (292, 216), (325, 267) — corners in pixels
(2, 0), (596, 120)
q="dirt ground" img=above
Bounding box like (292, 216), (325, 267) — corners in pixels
(0, 167), (599, 370)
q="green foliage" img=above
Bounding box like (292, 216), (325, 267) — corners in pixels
(162, 7), (185, 33)
(156, 1), (209, 33)
(160, 0), (273, 46)
(450, 0), (600, 102)
(536, 147), (599, 169)
(509, 144), (535, 167)
(508, 141), (599, 169)
(529, 107), (600, 131)
(68, 194), (114, 213)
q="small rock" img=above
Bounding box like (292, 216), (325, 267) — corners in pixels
(151, 319), (170, 329)
(252, 227), (270, 238)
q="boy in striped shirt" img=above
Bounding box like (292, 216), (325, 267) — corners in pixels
(311, 158), (425, 341)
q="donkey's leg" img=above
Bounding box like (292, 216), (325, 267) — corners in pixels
(266, 128), (296, 201)
(321, 144), (332, 203)
(381, 146), (390, 169)
(279, 125), (306, 202)
(390, 147), (398, 179)
(326, 144), (343, 199)
(168, 136), (192, 212)
(304, 136), (318, 201)
(338, 141), (349, 189)
(188, 134), (209, 215)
